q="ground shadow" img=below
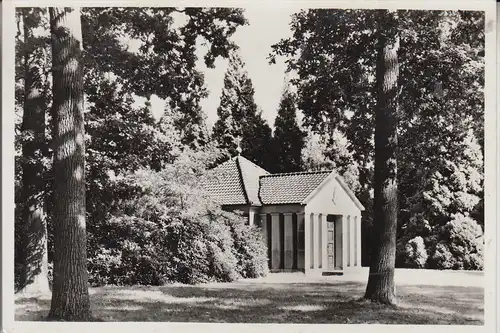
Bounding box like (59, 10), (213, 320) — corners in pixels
(15, 280), (483, 324)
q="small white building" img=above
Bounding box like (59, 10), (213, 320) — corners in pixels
(204, 155), (365, 275)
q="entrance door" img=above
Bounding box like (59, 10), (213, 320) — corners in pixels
(327, 220), (335, 270)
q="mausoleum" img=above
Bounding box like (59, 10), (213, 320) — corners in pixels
(203, 155), (364, 275)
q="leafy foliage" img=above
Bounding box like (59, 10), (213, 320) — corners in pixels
(226, 216), (269, 278)
(428, 214), (483, 270)
(15, 7), (253, 289)
(402, 237), (428, 268)
(87, 150), (268, 286)
(302, 129), (360, 193)
(78, 7), (252, 282)
(81, 7), (246, 149)
(271, 9), (484, 270)
(397, 128), (483, 268)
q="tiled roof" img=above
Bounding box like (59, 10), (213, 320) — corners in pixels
(203, 155), (270, 206)
(237, 156), (270, 205)
(259, 170), (331, 205)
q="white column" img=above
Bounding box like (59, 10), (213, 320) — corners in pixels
(356, 216), (362, 267)
(283, 213), (294, 270)
(248, 208), (255, 226)
(304, 212), (311, 270)
(320, 213), (327, 270)
(342, 215), (348, 269)
(271, 213), (281, 270)
(350, 214), (355, 267)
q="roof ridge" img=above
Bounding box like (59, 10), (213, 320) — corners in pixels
(234, 156), (251, 205)
(237, 155), (270, 174)
(260, 169), (333, 178)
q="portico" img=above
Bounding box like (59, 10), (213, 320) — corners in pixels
(257, 213), (363, 274)
(203, 155), (365, 275)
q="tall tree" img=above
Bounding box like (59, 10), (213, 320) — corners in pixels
(302, 129), (360, 192)
(247, 108), (273, 170)
(79, 8), (247, 264)
(271, 8), (484, 286)
(363, 10), (400, 305)
(164, 99), (210, 150)
(17, 8), (51, 294)
(80, 7), (247, 122)
(48, 7), (90, 320)
(84, 78), (183, 257)
(393, 11), (484, 269)
(272, 84), (305, 173)
(14, 8), (250, 295)
(212, 51), (273, 169)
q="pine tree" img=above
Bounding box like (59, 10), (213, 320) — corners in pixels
(212, 51), (272, 169)
(48, 7), (91, 321)
(302, 129), (360, 192)
(166, 99), (210, 151)
(212, 52), (247, 160)
(272, 85), (305, 173)
(243, 107), (273, 170)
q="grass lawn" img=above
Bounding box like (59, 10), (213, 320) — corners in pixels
(14, 270), (484, 324)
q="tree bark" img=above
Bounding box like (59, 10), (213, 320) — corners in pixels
(47, 7), (91, 321)
(18, 8), (50, 295)
(364, 10), (399, 305)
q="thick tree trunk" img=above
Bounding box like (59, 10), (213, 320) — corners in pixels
(364, 11), (399, 305)
(47, 7), (91, 321)
(18, 8), (50, 295)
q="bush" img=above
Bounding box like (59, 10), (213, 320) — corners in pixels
(87, 248), (123, 286)
(87, 150), (268, 286)
(88, 206), (244, 286)
(403, 236), (428, 268)
(429, 214), (484, 270)
(223, 212), (269, 278)
(158, 212), (241, 284)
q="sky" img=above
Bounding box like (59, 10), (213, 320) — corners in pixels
(135, 7), (298, 129)
(197, 7), (297, 128)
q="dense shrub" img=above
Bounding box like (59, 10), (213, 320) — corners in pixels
(428, 214), (484, 270)
(403, 236), (428, 268)
(87, 150), (268, 286)
(224, 214), (269, 278)
(397, 130), (484, 270)
(87, 248), (124, 286)
(88, 189), (243, 285)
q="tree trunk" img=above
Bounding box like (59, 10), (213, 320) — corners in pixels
(47, 7), (91, 321)
(364, 11), (399, 305)
(18, 8), (50, 295)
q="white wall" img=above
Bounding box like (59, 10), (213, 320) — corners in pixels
(304, 175), (363, 273)
(305, 176), (361, 217)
